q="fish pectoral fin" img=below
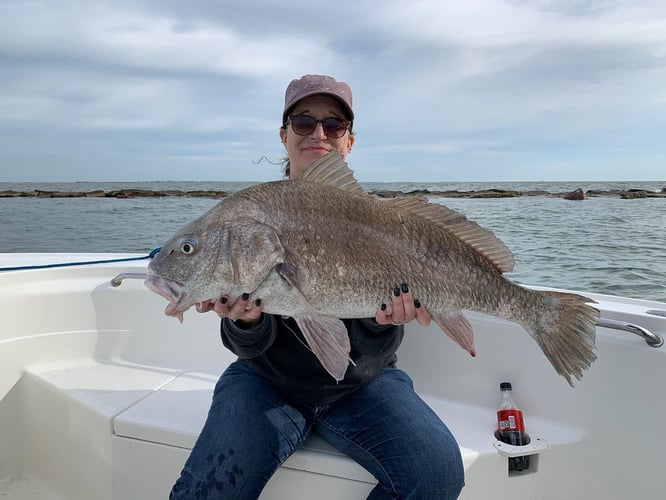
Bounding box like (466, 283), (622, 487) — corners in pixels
(295, 315), (351, 382)
(432, 311), (477, 357)
(276, 262), (352, 381)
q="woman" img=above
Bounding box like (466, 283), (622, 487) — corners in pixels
(170, 75), (465, 499)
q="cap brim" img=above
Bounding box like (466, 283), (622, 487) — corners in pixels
(283, 91), (354, 124)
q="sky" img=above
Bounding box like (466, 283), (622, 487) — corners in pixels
(1, 0), (665, 182)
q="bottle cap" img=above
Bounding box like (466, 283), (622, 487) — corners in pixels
(500, 382), (512, 391)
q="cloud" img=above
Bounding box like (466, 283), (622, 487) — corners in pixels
(0, 0), (665, 181)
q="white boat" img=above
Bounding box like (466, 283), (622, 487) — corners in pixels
(1, 252), (664, 499)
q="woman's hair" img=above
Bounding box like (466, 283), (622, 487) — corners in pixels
(281, 154), (291, 178)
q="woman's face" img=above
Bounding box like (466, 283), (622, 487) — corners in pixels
(279, 95), (354, 179)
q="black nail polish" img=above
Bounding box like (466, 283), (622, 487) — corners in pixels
(414, 298), (421, 308)
(401, 283), (409, 293)
(393, 287), (401, 297)
(380, 303), (387, 311)
(220, 297), (228, 305)
(241, 293), (250, 301)
(255, 299), (262, 307)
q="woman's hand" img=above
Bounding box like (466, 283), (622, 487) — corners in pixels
(375, 283), (431, 327)
(196, 293), (263, 328)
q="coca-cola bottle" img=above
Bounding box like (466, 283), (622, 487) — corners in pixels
(495, 382), (531, 472)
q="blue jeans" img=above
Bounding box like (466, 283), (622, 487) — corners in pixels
(170, 361), (464, 499)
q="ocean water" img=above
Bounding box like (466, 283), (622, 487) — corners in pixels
(1, 181), (665, 303)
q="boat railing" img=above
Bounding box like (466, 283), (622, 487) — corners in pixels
(111, 272), (148, 287)
(596, 317), (664, 348)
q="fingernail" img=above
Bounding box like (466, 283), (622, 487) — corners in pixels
(255, 299), (262, 307)
(401, 283), (409, 293)
(241, 293), (250, 301)
(393, 287), (401, 297)
(380, 303), (387, 311)
(414, 298), (421, 308)
(220, 297), (228, 304)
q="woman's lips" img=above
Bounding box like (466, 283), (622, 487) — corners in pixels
(303, 146), (330, 153)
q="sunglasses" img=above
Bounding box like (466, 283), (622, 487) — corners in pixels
(287, 114), (351, 138)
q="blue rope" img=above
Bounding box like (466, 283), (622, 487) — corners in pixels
(0, 247), (161, 272)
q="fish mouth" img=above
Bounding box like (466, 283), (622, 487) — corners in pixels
(144, 275), (189, 323)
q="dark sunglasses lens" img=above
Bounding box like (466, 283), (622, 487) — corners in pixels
(290, 115), (316, 135)
(322, 118), (347, 138)
(290, 115), (348, 137)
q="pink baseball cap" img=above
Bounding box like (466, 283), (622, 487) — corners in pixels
(282, 74), (354, 124)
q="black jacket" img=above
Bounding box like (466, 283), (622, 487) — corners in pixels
(221, 315), (404, 405)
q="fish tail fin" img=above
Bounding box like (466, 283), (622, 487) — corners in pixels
(526, 291), (598, 386)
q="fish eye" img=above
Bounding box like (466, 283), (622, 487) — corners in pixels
(180, 239), (197, 255)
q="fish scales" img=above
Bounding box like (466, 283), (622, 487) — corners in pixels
(260, 180), (501, 299)
(243, 181), (491, 317)
(146, 152), (598, 385)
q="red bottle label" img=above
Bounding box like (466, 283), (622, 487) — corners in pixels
(497, 409), (525, 432)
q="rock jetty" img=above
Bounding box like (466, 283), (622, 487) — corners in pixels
(1, 187), (664, 200)
(369, 187), (666, 200)
(563, 188), (587, 200)
(0, 189), (227, 199)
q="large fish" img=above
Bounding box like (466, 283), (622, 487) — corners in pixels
(145, 152), (597, 385)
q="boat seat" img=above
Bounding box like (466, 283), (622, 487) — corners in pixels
(22, 358), (581, 498)
(22, 358), (527, 459)
(111, 370), (377, 482)
(21, 359), (378, 496)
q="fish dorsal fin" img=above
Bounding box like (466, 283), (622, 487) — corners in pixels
(387, 196), (515, 273)
(298, 152), (513, 273)
(297, 151), (365, 194)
